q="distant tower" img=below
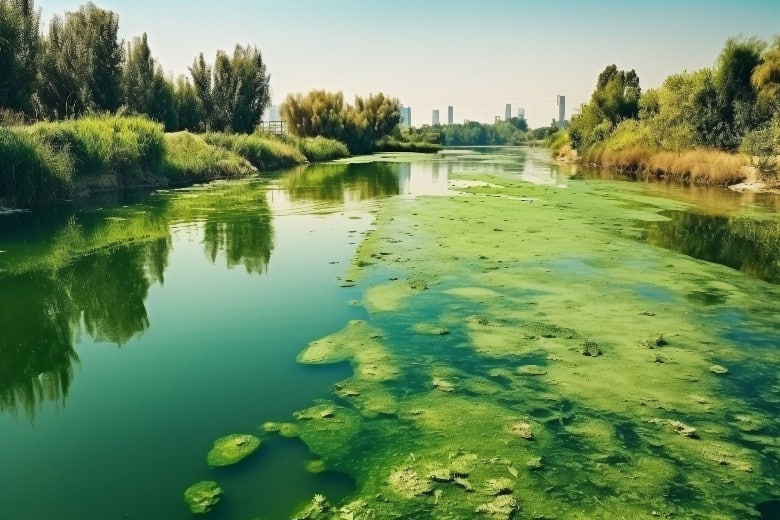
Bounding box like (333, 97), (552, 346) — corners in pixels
(518, 108), (526, 120)
(505, 104), (512, 121)
(557, 95), (566, 127)
(432, 109), (440, 125)
(400, 105), (412, 127)
(447, 106), (454, 125)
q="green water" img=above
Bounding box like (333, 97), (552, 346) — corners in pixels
(0, 149), (778, 519)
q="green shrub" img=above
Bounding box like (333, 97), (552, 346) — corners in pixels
(203, 133), (307, 170)
(31, 115), (165, 178)
(162, 132), (255, 183)
(283, 135), (350, 162)
(0, 127), (74, 206)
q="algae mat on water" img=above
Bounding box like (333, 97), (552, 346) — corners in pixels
(290, 170), (779, 519)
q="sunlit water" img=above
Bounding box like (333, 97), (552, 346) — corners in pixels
(0, 149), (777, 519)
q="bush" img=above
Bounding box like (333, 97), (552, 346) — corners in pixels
(162, 132), (255, 183)
(31, 115), (165, 178)
(0, 127), (74, 206)
(203, 133), (307, 170)
(282, 135), (350, 162)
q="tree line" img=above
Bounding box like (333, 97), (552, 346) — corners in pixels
(399, 118), (530, 147)
(566, 36), (780, 172)
(0, 0), (270, 132)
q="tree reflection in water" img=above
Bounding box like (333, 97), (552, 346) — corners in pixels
(0, 182), (276, 418)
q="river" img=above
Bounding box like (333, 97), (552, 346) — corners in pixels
(0, 148), (777, 519)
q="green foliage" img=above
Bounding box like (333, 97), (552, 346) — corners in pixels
(374, 137), (442, 153)
(120, 33), (177, 131)
(752, 36), (780, 114)
(0, 0), (39, 113)
(36, 2), (122, 118)
(162, 132), (255, 183)
(282, 135), (350, 162)
(280, 90), (400, 154)
(740, 117), (780, 175)
(189, 45), (270, 133)
(31, 115), (165, 178)
(547, 129), (570, 154)
(173, 75), (202, 131)
(569, 64), (641, 151)
(203, 132), (306, 170)
(0, 125), (73, 206)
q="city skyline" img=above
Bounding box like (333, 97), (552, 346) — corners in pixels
(33, 0), (780, 127)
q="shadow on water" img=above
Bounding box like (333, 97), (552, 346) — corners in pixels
(0, 182), (274, 419)
(639, 210), (780, 284)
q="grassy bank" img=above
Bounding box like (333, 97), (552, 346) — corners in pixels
(583, 144), (746, 186)
(550, 129), (748, 186)
(0, 117), (274, 208)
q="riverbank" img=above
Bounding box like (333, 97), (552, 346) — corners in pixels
(279, 153), (778, 519)
(552, 142), (779, 194)
(0, 116), (364, 208)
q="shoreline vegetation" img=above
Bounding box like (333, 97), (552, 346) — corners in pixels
(0, 0), (439, 209)
(548, 36), (780, 193)
(0, 115), (357, 207)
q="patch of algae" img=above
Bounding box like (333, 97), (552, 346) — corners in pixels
(206, 434), (260, 467)
(286, 160), (779, 519)
(183, 480), (222, 514)
(298, 320), (399, 416)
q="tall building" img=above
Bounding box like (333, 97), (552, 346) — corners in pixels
(557, 95), (566, 127)
(400, 105), (412, 127)
(447, 106), (454, 124)
(517, 108), (526, 120)
(432, 109), (440, 125)
(505, 104), (512, 121)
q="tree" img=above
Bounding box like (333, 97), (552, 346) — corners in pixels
(122, 33), (155, 115)
(752, 36), (780, 115)
(280, 90), (345, 139)
(712, 37), (765, 149)
(0, 0), (40, 114)
(36, 2), (122, 118)
(189, 45), (270, 133)
(173, 75), (202, 131)
(568, 64), (641, 152)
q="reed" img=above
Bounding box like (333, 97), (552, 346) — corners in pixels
(0, 127), (74, 206)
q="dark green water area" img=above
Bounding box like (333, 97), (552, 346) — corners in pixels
(1, 149), (778, 519)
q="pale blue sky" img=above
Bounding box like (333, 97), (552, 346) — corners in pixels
(35, 0), (780, 126)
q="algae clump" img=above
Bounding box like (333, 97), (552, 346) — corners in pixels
(206, 434), (260, 467)
(183, 480), (222, 514)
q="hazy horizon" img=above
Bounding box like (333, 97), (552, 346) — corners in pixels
(34, 0), (780, 127)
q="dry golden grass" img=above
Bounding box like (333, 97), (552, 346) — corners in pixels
(594, 146), (746, 186)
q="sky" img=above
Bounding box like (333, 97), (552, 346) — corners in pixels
(34, 0), (780, 127)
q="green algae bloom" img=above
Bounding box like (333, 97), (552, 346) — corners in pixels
(183, 480), (222, 514)
(206, 434), (260, 467)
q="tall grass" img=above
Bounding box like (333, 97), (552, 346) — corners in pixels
(374, 137), (443, 153)
(0, 127), (74, 206)
(281, 135), (350, 162)
(203, 133), (307, 171)
(163, 132), (256, 183)
(31, 115), (165, 179)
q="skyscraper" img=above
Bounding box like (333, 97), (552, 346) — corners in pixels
(447, 106), (454, 125)
(557, 95), (566, 127)
(432, 110), (440, 125)
(400, 105), (412, 127)
(505, 104), (512, 121)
